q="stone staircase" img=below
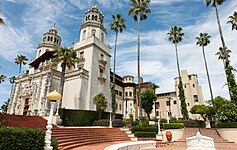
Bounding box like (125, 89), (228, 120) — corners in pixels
(52, 128), (131, 150)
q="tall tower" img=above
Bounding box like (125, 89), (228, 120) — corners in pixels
(63, 5), (111, 111)
(37, 24), (61, 58)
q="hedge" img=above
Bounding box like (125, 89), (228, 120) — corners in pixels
(184, 120), (205, 128)
(131, 127), (157, 133)
(60, 108), (123, 126)
(51, 137), (58, 150)
(0, 128), (45, 150)
(215, 122), (237, 128)
(134, 132), (156, 138)
(163, 123), (184, 129)
(93, 119), (124, 127)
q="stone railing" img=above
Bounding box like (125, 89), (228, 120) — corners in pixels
(186, 131), (216, 150)
(104, 141), (156, 150)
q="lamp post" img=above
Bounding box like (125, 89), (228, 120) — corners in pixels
(156, 114), (162, 135)
(44, 90), (61, 150)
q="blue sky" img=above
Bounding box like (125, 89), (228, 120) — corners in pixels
(0, 0), (237, 107)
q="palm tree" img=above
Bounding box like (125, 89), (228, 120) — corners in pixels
(110, 13), (126, 117)
(128, 0), (151, 119)
(15, 55), (28, 74)
(216, 47), (231, 62)
(9, 76), (16, 93)
(167, 26), (184, 78)
(206, 0), (228, 63)
(167, 26), (188, 120)
(53, 47), (79, 101)
(227, 11), (237, 31)
(196, 33), (214, 103)
(0, 74), (6, 83)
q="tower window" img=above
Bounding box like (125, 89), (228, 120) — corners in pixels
(92, 29), (96, 36)
(48, 36), (50, 41)
(194, 95), (199, 102)
(101, 33), (104, 43)
(92, 15), (94, 20)
(82, 30), (86, 40)
(193, 84), (195, 88)
(129, 92), (132, 97)
(95, 15), (97, 21)
(173, 100), (177, 105)
(189, 76), (192, 80)
(155, 102), (160, 109)
(80, 51), (84, 58)
(166, 101), (170, 106)
(50, 37), (53, 41)
(101, 54), (104, 60)
(125, 92), (128, 97)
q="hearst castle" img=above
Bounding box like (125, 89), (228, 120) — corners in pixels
(7, 5), (204, 120)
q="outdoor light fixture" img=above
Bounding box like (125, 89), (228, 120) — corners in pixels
(44, 90), (61, 150)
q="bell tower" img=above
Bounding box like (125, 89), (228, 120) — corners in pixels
(37, 24), (61, 58)
(79, 5), (106, 43)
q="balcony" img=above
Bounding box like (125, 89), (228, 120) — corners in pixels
(98, 73), (106, 84)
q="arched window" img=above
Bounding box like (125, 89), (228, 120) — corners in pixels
(101, 33), (104, 43)
(47, 36), (50, 41)
(92, 29), (96, 36)
(95, 15), (97, 21)
(50, 37), (53, 41)
(82, 30), (86, 40)
(92, 15), (94, 20)
(38, 50), (41, 56)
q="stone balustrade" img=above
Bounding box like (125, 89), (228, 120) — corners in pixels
(104, 141), (156, 150)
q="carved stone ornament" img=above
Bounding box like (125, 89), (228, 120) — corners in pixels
(186, 131), (216, 150)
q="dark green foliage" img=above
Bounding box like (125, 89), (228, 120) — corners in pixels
(111, 84), (117, 119)
(131, 127), (157, 133)
(0, 99), (9, 113)
(134, 132), (156, 138)
(184, 119), (205, 128)
(93, 119), (109, 126)
(141, 90), (157, 120)
(226, 65), (237, 102)
(0, 119), (7, 127)
(215, 122), (237, 128)
(0, 128), (45, 150)
(51, 138), (58, 150)
(132, 119), (140, 126)
(170, 117), (184, 123)
(60, 109), (122, 126)
(112, 119), (124, 127)
(218, 102), (237, 122)
(178, 80), (189, 120)
(162, 123), (184, 129)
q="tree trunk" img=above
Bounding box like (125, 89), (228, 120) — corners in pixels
(202, 46), (214, 102)
(175, 42), (181, 78)
(214, 3), (232, 99)
(19, 63), (22, 74)
(137, 12), (142, 119)
(60, 62), (66, 107)
(113, 32), (118, 83)
(146, 112), (151, 120)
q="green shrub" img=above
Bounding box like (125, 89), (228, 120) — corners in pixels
(170, 117), (184, 123)
(131, 127), (157, 133)
(132, 119), (140, 126)
(93, 119), (123, 127)
(134, 132), (156, 138)
(93, 119), (109, 126)
(51, 137), (58, 150)
(60, 108), (123, 126)
(215, 122), (237, 128)
(163, 123), (184, 129)
(0, 128), (45, 150)
(0, 119), (7, 127)
(112, 119), (123, 127)
(184, 119), (205, 128)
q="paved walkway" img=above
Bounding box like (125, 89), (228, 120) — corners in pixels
(71, 141), (130, 150)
